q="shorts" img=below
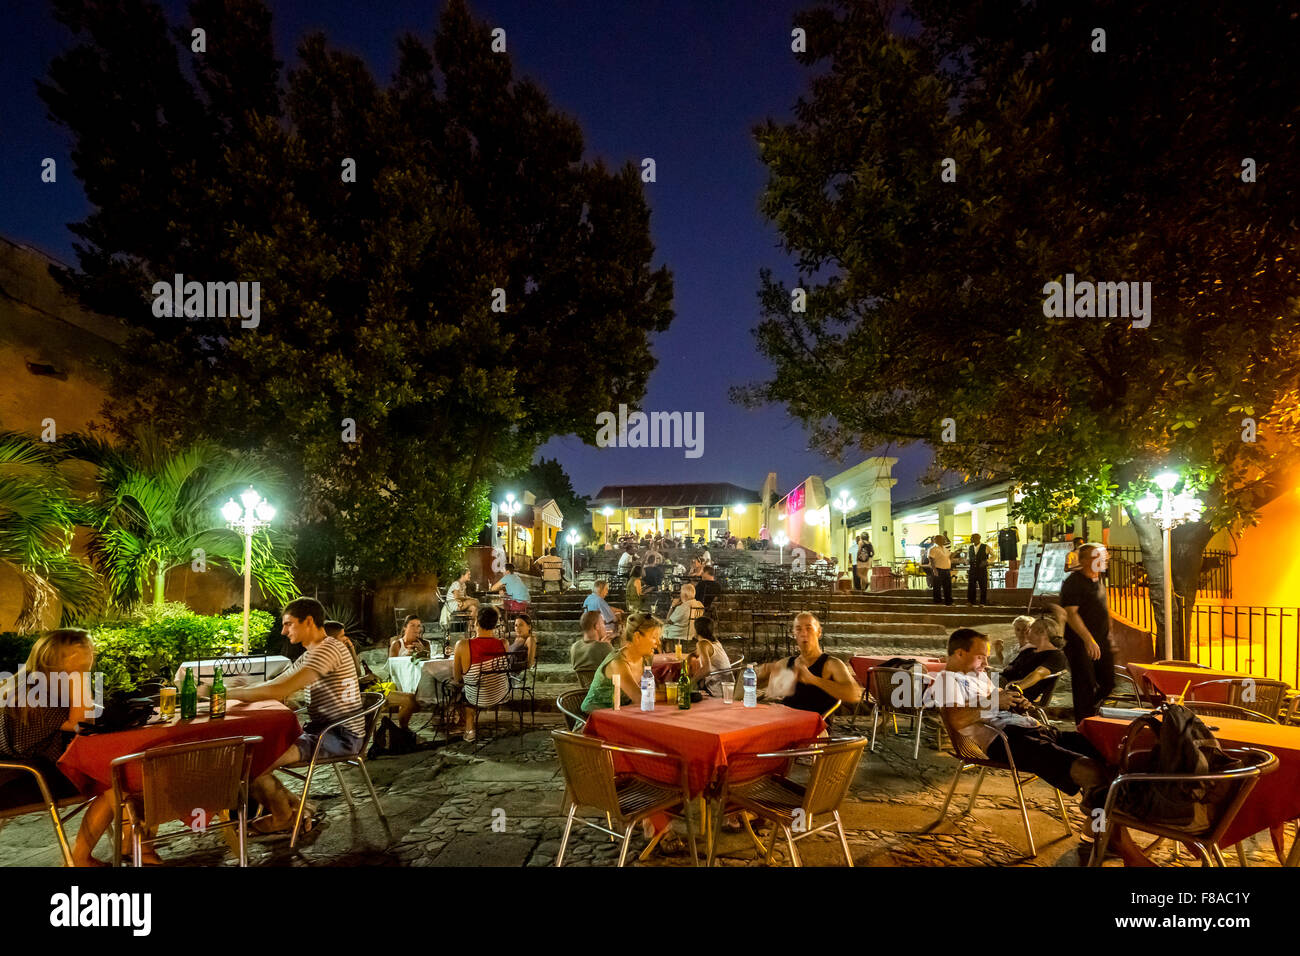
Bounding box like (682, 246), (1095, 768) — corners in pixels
(295, 726), (363, 762)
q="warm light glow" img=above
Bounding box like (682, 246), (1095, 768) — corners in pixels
(733, 503), (746, 514)
(566, 530), (579, 544)
(240, 487), (260, 509)
(602, 506), (614, 517)
(1154, 471), (1179, 492)
(1137, 494), (1159, 515)
(774, 531), (789, 547)
(221, 499), (242, 523)
(255, 501), (276, 522)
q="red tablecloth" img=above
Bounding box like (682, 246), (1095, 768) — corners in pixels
(651, 653), (684, 683)
(58, 700), (302, 794)
(1125, 663), (1273, 702)
(584, 698), (823, 796)
(1079, 715), (1300, 854)
(851, 655), (946, 685)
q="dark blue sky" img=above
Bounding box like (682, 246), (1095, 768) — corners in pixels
(2, 0), (933, 501)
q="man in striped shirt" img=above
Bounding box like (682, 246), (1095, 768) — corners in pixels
(224, 596), (364, 833)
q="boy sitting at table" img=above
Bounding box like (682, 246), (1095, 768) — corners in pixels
(222, 597), (365, 834)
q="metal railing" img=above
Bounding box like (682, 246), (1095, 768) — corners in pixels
(1107, 546), (1233, 598)
(1184, 604), (1300, 689)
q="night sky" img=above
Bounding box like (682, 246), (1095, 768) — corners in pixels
(2, 0), (934, 502)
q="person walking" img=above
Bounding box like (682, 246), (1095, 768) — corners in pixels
(966, 532), (991, 606)
(854, 535), (875, 591)
(928, 534), (953, 605)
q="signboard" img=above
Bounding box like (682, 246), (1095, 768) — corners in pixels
(1020, 540), (1042, 581)
(1029, 542), (1073, 610)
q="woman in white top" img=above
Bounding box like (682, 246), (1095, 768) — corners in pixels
(663, 582), (705, 645)
(687, 617), (732, 695)
(439, 569), (476, 628)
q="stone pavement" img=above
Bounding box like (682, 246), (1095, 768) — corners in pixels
(1, 708), (1291, 868)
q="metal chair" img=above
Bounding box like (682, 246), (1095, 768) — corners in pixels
(1184, 701), (1278, 724)
(557, 690), (589, 732)
(1188, 678), (1290, 721)
(700, 654), (745, 697)
(277, 691), (392, 848)
(1102, 666), (1149, 708)
(1087, 746), (1277, 867)
(709, 735), (868, 867)
(506, 648), (538, 730)
(551, 730), (697, 866)
(110, 735), (261, 866)
(0, 760), (93, 866)
(866, 667), (940, 759)
(929, 706), (1074, 858)
(459, 653), (514, 738)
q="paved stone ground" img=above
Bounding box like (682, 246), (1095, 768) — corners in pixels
(1, 708), (1292, 868)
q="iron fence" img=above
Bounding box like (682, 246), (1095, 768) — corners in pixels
(1106, 546), (1233, 598)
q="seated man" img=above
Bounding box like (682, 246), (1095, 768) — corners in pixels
(570, 610), (611, 682)
(490, 563), (531, 610)
(752, 612), (862, 717)
(694, 565), (722, 611)
(225, 597), (365, 833)
(533, 548), (564, 593)
(581, 580), (621, 631)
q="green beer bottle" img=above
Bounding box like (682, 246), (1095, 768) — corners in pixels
(210, 666), (227, 718)
(180, 667), (198, 720)
(677, 660), (692, 710)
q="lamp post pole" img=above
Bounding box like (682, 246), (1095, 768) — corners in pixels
(1138, 471), (1201, 661)
(221, 487), (275, 655)
(1161, 488), (1174, 661)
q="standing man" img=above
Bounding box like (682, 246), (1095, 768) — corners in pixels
(928, 534), (953, 605)
(855, 534), (875, 591)
(1053, 544), (1114, 721)
(694, 565), (723, 612)
(758, 524), (770, 550)
(966, 533), (991, 606)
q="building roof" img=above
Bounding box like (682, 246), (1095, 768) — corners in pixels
(588, 483), (761, 510)
(891, 476), (1012, 515)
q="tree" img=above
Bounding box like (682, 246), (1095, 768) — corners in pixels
(39, 0), (673, 589)
(737, 0), (1300, 656)
(514, 457), (588, 530)
(0, 433), (101, 631)
(61, 428), (296, 611)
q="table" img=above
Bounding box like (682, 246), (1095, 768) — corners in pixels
(387, 655), (455, 701)
(1125, 662), (1268, 702)
(1080, 714), (1300, 862)
(174, 655), (291, 687)
(584, 698), (823, 796)
(851, 655), (946, 685)
(58, 700), (302, 795)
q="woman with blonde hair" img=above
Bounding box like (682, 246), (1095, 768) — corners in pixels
(0, 629), (115, 866)
(580, 612), (663, 714)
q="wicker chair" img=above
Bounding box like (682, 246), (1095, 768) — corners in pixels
(1184, 701), (1278, 724)
(276, 691), (392, 849)
(709, 735), (868, 867)
(929, 706), (1074, 858)
(0, 760), (93, 866)
(1188, 678), (1290, 721)
(551, 730), (697, 866)
(110, 735), (261, 866)
(556, 690), (588, 732)
(866, 667), (940, 759)
(573, 667), (597, 691)
(1087, 746), (1277, 867)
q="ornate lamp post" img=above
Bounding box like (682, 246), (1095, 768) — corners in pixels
(1136, 471), (1204, 659)
(565, 529), (579, 588)
(499, 493), (522, 566)
(773, 530), (789, 565)
(833, 491), (856, 575)
(221, 487), (275, 654)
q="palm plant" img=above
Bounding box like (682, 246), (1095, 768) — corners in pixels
(62, 427), (297, 610)
(0, 433), (101, 630)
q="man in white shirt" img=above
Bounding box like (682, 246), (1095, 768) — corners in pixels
(533, 548), (564, 592)
(928, 534), (953, 605)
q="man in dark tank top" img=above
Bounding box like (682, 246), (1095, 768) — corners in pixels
(753, 612), (862, 717)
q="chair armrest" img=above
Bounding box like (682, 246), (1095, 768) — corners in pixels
(0, 760), (63, 806)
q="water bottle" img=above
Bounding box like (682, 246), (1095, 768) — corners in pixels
(641, 668), (655, 711)
(743, 663), (757, 708)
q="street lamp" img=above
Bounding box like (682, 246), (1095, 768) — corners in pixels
(565, 529), (579, 588)
(773, 530), (789, 565)
(833, 491), (856, 576)
(499, 493), (522, 566)
(1136, 470), (1204, 659)
(221, 487), (275, 654)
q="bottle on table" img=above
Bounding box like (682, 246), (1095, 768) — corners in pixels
(640, 666), (655, 711)
(179, 667), (198, 720)
(677, 661), (692, 710)
(743, 663), (758, 708)
(210, 665), (227, 718)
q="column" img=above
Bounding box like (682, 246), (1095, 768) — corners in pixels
(937, 502), (956, 543)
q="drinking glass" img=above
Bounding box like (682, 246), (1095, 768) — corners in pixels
(665, 682), (678, 704)
(159, 686), (177, 719)
(720, 681), (735, 704)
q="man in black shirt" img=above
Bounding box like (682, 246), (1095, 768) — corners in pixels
(1055, 544), (1114, 721)
(694, 565), (722, 611)
(966, 533), (991, 606)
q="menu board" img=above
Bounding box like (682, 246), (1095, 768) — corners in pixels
(1028, 542), (1073, 610)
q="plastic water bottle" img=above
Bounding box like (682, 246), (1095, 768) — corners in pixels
(641, 668), (655, 711)
(743, 663), (757, 708)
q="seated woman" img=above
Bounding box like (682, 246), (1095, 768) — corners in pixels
(389, 614), (429, 658)
(663, 583), (705, 647)
(580, 612), (663, 714)
(0, 629), (116, 866)
(688, 556), (704, 577)
(999, 618), (1068, 707)
(686, 617), (732, 696)
(506, 614), (537, 670)
(439, 569), (478, 633)
(624, 565), (646, 615)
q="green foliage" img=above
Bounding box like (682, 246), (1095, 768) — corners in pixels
(739, 0), (1300, 533)
(0, 432), (101, 631)
(40, 0), (673, 588)
(512, 457), (588, 529)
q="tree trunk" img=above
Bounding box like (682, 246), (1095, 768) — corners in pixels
(1123, 507), (1213, 659)
(153, 564), (167, 606)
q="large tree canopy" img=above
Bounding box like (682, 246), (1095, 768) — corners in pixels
(739, 0), (1300, 653)
(40, 0), (673, 586)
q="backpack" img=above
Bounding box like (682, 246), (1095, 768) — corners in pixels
(368, 716), (419, 758)
(1115, 703), (1243, 831)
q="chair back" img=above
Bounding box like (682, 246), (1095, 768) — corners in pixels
(937, 706), (992, 762)
(551, 731), (621, 816)
(112, 735), (260, 831)
(1023, 670), (1064, 707)
(1183, 700), (1277, 724)
(353, 691), (389, 752)
(869, 667), (922, 715)
(463, 654), (512, 708)
(573, 668), (596, 691)
(802, 736), (868, 817)
(1189, 678), (1289, 717)
(556, 690), (588, 731)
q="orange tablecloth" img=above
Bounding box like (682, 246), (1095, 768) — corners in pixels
(58, 700), (302, 794)
(851, 655), (946, 685)
(585, 698), (823, 796)
(1079, 715), (1300, 855)
(1125, 663), (1272, 702)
